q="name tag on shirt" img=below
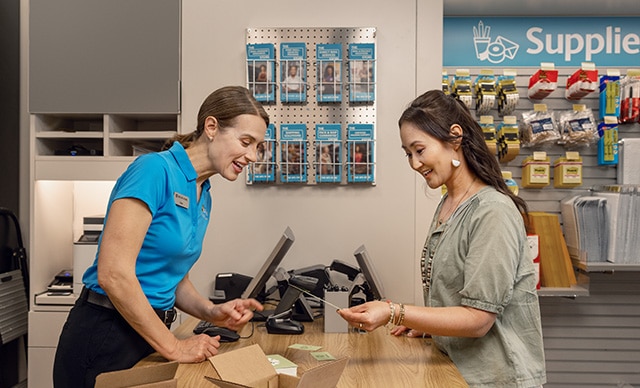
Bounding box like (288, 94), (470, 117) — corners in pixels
(174, 192), (189, 208)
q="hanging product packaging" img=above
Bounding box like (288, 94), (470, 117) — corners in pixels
(497, 116), (520, 163)
(597, 117), (619, 166)
(528, 63), (558, 100)
(565, 62), (598, 101)
(519, 104), (559, 148)
(599, 70), (621, 120)
(474, 69), (496, 115)
(496, 69), (519, 116)
(619, 69), (640, 123)
(451, 69), (473, 109)
(479, 115), (497, 156)
(557, 104), (598, 147)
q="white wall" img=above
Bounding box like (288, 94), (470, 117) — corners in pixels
(182, 0), (443, 304)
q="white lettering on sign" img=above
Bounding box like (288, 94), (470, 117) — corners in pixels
(526, 26), (640, 61)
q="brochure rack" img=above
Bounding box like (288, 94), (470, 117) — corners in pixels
(245, 27), (377, 185)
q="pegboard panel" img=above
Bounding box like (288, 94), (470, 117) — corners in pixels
(245, 27), (377, 185)
(448, 66), (640, 221)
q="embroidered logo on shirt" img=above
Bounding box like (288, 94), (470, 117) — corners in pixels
(174, 192), (189, 208)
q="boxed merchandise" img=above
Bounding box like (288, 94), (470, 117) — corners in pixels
(205, 344), (348, 388)
(527, 63), (558, 100)
(553, 152), (583, 188)
(95, 362), (178, 388)
(565, 62), (598, 101)
(521, 151), (550, 189)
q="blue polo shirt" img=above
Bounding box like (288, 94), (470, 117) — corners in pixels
(83, 142), (212, 310)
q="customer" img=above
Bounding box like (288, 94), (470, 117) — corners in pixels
(53, 86), (267, 387)
(339, 90), (546, 387)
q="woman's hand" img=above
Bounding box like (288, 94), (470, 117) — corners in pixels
(389, 325), (430, 338)
(168, 334), (222, 363)
(210, 298), (263, 331)
(336, 301), (390, 331)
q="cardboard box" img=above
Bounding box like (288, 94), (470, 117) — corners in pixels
(205, 344), (348, 388)
(95, 361), (178, 388)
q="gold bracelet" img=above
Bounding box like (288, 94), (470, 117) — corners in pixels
(385, 302), (395, 328)
(396, 303), (406, 327)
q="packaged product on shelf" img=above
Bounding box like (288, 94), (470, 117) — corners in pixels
(597, 117), (619, 166)
(451, 69), (473, 109)
(557, 105), (598, 147)
(279, 123), (308, 183)
(565, 62), (598, 101)
(527, 63), (558, 100)
(442, 70), (450, 95)
(348, 43), (376, 103)
(280, 42), (307, 103)
(519, 104), (559, 147)
(599, 70), (621, 120)
(315, 123), (342, 183)
(496, 69), (519, 116)
(316, 43), (343, 103)
(474, 69), (496, 115)
(553, 152), (583, 189)
(347, 123), (375, 183)
(246, 43), (276, 103)
(479, 115), (497, 156)
(521, 151), (550, 189)
(497, 116), (520, 163)
(619, 70), (640, 123)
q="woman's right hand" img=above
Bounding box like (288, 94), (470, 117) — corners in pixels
(170, 334), (222, 363)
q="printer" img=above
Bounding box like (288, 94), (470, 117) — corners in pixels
(73, 215), (104, 295)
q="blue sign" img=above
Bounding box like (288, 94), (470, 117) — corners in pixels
(444, 17), (640, 67)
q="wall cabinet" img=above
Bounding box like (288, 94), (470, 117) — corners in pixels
(29, 0), (180, 114)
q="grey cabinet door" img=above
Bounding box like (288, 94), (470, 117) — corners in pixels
(29, 0), (180, 114)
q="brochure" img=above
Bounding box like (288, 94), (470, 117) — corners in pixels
(280, 123), (308, 183)
(280, 42), (307, 103)
(316, 43), (342, 103)
(246, 43), (276, 103)
(347, 123), (375, 183)
(348, 43), (375, 103)
(315, 123), (342, 183)
(248, 123), (276, 183)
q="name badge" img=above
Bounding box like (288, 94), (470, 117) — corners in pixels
(174, 192), (189, 209)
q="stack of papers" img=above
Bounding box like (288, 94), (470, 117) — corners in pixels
(562, 186), (640, 264)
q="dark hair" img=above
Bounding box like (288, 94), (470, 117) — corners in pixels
(163, 86), (269, 150)
(398, 90), (528, 215)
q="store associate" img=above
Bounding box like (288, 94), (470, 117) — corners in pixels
(53, 86), (267, 387)
(339, 90), (547, 387)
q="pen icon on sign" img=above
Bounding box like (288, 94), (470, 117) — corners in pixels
(473, 20), (519, 64)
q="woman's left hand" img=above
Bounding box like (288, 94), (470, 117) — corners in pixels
(211, 298), (263, 331)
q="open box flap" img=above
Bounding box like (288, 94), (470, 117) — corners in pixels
(209, 344), (277, 386)
(95, 361), (178, 388)
(295, 357), (349, 388)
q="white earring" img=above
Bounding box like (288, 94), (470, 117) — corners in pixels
(452, 159), (461, 167)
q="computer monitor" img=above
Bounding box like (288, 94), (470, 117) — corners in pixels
(353, 244), (385, 301)
(241, 226), (295, 300)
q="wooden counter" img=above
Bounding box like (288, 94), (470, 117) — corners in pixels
(136, 316), (468, 387)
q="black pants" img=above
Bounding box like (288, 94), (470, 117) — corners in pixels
(53, 297), (155, 388)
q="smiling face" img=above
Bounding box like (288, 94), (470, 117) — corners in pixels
(208, 114), (267, 181)
(400, 121), (456, 189)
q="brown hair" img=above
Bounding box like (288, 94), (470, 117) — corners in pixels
(398, 90), (528, 215)
(163, 86), (269, 150)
